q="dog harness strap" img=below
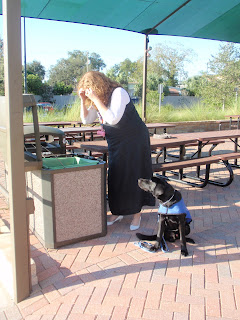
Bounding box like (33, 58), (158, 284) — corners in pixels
(154, 206), (168, 249)
(161, 190), (175, 206)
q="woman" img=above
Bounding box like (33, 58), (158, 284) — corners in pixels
(78, 71), (155, 230)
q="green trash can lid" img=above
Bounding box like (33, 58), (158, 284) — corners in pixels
(42, 157), (99, 170)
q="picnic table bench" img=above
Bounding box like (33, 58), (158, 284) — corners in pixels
(79, 130), (240, 188)
(152, 153), (236, 188)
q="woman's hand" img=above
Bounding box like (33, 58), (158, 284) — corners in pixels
(85, 87), (108, 116)
(79, 88), (87, 102)
(85, 88), (98, 103)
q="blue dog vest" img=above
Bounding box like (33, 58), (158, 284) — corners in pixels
(158, 198), (192, 223)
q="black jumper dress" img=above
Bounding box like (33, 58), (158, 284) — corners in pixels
(103, 98), (155, 216)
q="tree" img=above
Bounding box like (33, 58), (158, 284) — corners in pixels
(26, 74), (54, 102)
(183, 75), (204, 96)
(52, 82), (73, 95)
(26, 74), (43, 95)
(26, 60), (45, 80)
(106, 58), (137, 90)
(48, 50), (106, 87)
(199, 43), (240, 108)
(40, 83), (54, 102)
(150, 43), (193, 86)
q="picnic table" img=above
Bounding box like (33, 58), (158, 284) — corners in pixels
(146, 123), (176, 134)
(61, 125), (102, 141)
(24, 121), (73, 128)
(79, 129), (240, 188)
(224, 115), (240, 129)
(61, 122), (175, 143)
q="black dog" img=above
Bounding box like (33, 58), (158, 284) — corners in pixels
(137, 176), (194, 256)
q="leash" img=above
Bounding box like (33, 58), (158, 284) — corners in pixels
(154, 190), (176, 250)
(136, 190), (176, 253)
(161, 190), (175, 206)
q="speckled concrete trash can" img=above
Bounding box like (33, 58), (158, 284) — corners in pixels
(26, 157), (107, 249)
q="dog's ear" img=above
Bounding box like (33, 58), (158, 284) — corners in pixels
(138, 178), (157, 193)
(153, 183), (165, 197)
(152, 176), (167, 185)
(151, 176), (175, 198)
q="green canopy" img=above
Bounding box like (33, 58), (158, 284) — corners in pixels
(1, 0), (240, 42)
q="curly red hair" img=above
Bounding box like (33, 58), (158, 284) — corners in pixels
(77, 71), (121, 107)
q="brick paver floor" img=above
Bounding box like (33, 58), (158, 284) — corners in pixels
(1, 141), (240, 319)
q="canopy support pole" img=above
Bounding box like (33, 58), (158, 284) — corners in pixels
(141, 0), (191, 122)
(3, 0), (31, 302)
(142, 34), (149, 122)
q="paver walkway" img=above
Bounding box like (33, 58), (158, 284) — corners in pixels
(1, 141), (240, 319)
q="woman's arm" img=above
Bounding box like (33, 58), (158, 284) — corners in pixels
(79, 88), (98, 124)
(85, 87), (130, 125)
(85, 88), (108, 118)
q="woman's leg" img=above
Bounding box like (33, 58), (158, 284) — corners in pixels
(107, 214), (123, 226)
(130, 212), (141, 230)
(108, 215), (121, 222)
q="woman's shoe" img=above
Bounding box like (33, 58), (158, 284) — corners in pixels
(130, 217), (141, 231)
(107, 215), (123, 226)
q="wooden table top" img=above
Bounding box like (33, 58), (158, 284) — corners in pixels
(175, 129), (240, 142)
(80, 129), (240, 153)
(24, 121), (72, 126)
(80, 135), (198, 154)
(62, 126), (101, 134)
(146, 123), (176, 129)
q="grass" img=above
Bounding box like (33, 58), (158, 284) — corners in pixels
(23, 98), (240, 124)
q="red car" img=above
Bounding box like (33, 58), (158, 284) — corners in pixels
(37, 102), (54, 112)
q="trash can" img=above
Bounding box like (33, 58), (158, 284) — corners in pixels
(26, 156), (107, 249)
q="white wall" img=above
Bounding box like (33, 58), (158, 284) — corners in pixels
(34, 95), (201, 109)
(34, 95), (78, 108)
(161, 96), (201, 107)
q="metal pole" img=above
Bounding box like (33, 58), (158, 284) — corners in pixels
(23, 17), (27, 93)
(159, 91), (162, 112)
(86, 51), (89, 72)
(142, 34), (148, 122)
(3, 0), (31, 302)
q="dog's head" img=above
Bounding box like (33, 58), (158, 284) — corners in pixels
(138, 176), (175, 202)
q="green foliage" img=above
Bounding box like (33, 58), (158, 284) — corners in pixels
(52, 82), (73, 95)
(146, 90), (160, 106)
(134, 101), (230, 123)
(147, 74), (162, 91)
(25, 74), (54, 102)
(63, 99), (81, 121)
(40, 82), (54, 102)
(150, 42), (193, 85)
(134, 82), (142, 97)
(106, 58), (137, 89)
(26, 60), (45, 80)
(48, 50), (106, 88)
(24, 97), (240, 125)
(183, 75), (204, 96)
(26, 74), (43, 95)
(198, 43), (240, 108)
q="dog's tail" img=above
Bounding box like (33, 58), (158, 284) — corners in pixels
(136, 233), (156, 241)
(136, 232), (195, 244)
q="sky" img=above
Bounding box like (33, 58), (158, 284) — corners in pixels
(1, 16), (239, 80)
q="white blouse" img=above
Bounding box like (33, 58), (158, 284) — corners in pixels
(80, 87), (130, 125)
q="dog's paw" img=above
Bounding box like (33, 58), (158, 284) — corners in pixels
(181, 246), (188, 256)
